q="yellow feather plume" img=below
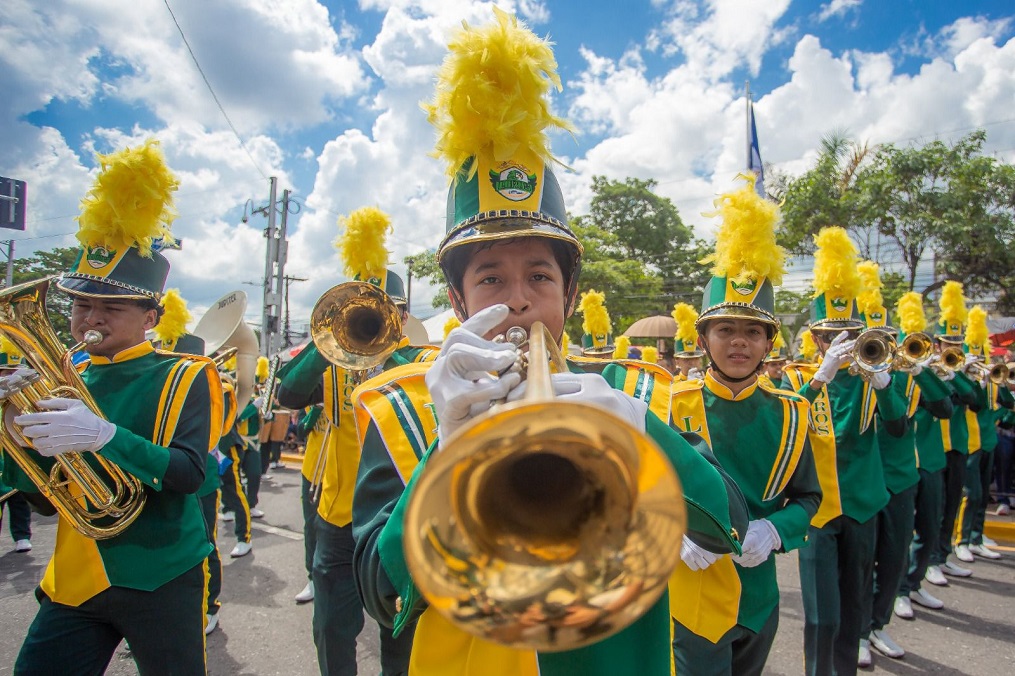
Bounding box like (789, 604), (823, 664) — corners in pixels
(561, 332), (570, 354)
(896, 292), (927, 335)
(256, 356), (270, 381)
(424, 7), (574, 180)
(613, 335), (631, 359)
(443, 316), (461, 340)
(76, 139), (178, 257)
(154, 289), (191, 343)
(642, 346), (658, 364)
(966, 306), (989, 349)
(700, 174), (785, 286)
(800, 330), (817, 361)
(671, 302), (699, 345)
(0, 334), (22, 358)
(335, 206), (391, 281)
(856, 261), (883, 316)
(773, 331), (786, 349)
(223, 355), (237, 372)
(812, 227), (861, 301)
(938, 280), (967, 330)
(578, 289), (611, 338)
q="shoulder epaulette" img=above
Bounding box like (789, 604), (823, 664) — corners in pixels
(757, 378), (808, 404)
(671, 377), (705, 394)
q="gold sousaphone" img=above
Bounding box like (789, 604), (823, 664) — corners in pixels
(193, 290), (259, 409)
(0, 277), (146, 539)
(403, 322), (686, 651)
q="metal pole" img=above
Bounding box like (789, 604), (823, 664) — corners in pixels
(745, 80), (751, 172)
(261, 177), (278, 357)
(406, 266), (413, 314)
(4, 240), (12, 288)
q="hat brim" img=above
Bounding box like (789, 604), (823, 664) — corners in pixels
(438, 212), (583, 263)
(57, 275), (156, 300)
(696, 304), (779, 331)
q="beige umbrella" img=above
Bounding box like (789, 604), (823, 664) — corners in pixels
(623, 315), (677, 338)
(403, 314), (431, 345)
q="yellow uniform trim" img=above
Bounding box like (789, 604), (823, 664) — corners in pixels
(40, 516), (111, 606)
(669, 557), (741, 644)
(785, 364), (842, 528)
(410, 607), (538, 676)
(669, 378), (711, 446)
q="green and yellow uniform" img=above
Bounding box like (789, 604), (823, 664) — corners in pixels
(351, 359), (746, 676)
(668, 373), (820, 674)
(958, 381), (1015, 546)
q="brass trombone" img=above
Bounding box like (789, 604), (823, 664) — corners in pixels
(0, 277), (146, 539)
(403, 322), (686, 651)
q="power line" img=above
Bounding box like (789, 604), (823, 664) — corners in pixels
(162, 0), (267, 181)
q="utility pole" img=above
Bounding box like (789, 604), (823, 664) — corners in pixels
(1, 240), (13, 288)
(282, 274), (307, 347)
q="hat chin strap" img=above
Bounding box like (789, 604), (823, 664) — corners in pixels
(701, 341), (761, 384)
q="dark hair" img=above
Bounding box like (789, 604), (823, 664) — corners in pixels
(137, 297), (165, 326)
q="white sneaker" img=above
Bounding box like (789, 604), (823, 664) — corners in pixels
(870, 629), (905, 658)
(954, 544), (974, 563)
(924, 565), (948, 586)
(295, 581), (315, 604)
(996, 503), (1011, 516)
(205, 613), (219, 635)
(230, 541), (252, 558)
(262, 472), (274, 481)
(14, 539), (32, 553)
(220, 511), (235, 522)
(982, 535), (998, 547)
(858, 638), (872, 667)
(249, 507), (265, 519)
(942, 560), (972, 577)
(911, 588), (944, 610)
(969, 543), (1002, 559)
(894, 596), (914, 619)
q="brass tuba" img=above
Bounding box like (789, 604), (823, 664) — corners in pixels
(849, 328), (897, 378)
(194, 290), (259, 408)
(0, 277), (146, 539)
(403, 322), (686, 651)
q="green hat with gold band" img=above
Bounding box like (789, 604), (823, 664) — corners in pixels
(696, 175), (784, 335)
(57, 139), (177, 301)
(334, 206), (407, 305)
(672, 302), (704, 358)
(937, 280), (967, 345)
(765, 331), (788, 363)
(809, 226), (864, 333)
(856, 260), (892, 332)
(577, 289), (613, 357)
(428, 9), (582, 305)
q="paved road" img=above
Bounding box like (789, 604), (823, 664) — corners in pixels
(2, 464), (1013, 674)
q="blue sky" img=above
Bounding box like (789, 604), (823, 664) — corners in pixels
(3, 0), (1014, 330)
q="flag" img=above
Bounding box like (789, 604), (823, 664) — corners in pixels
(747, 99), (766, 199)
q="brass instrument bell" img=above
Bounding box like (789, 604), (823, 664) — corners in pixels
(849, 328), (897, 377)
(310, 281), (402, 373)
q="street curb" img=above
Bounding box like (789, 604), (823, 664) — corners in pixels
(280, 452), (304, 465)
(984, 519), (1015, 544)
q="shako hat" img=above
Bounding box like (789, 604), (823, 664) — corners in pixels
(809, 226), (863, 333)
(577, 289), (613, 357)
(672, 302), (704, 358)
(936, 280), (967, 345)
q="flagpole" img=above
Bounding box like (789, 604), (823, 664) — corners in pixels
(745, 80), (751, 172)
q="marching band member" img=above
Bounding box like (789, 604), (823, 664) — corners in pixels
(955, 307), (1014, 561)
(276, 206), (437, 676)
(294, 402), (325, 604)
(2, 140), (221, 674)
(782, 227), (909, 676)
(577, 289), (615, 358)
(215, 355), (254, 558)
(0, 338), (33, 554)
(854, 266), (952, 664)
(350, 10), (745, 676)
(758, 332), (789, 389)
(672, 302), (706, 381)
(668, 176), (820, 675)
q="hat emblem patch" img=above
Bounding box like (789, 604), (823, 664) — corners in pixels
(489, 162), (537, 202)
(86, 245), (117, 269)
(831, 297), (849, 312)
(730, 278), (757, 296)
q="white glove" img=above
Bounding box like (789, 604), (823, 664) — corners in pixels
(253, 396), (265, 411)
(908, 363), (924, 376)
(14, 397), (117, 456)
(686, 367), (704, 381)
(812, 332), (855, 385)
(963, 353), (980, 368)
(731, 519), (782, 568)
(680, 535), (719, 571)
(426, 305), (522, 449)
(0, 368), (39, 399)
(506, 372), (648, 434)
(869, 370), (892, 390)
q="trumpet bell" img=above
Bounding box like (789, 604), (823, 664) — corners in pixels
(403, 323), (685, 652)
(311, 282), (403, 372)
(852, 329), (897, 374)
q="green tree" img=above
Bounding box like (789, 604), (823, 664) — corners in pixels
(403, 250), (450, 310)
(0, 246), (79, 343)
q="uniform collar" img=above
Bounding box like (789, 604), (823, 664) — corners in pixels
(397, 336), (410, 349)
(704, 370), (758, 401)
(88, 341), (155, 365)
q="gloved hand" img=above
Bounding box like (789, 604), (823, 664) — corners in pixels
(14, 397), (117, 456)
(731, 519), (782, 568)
(425, 305), (522, 449)
(686, 367), (704, 381)
(908, 362), (924, 376)
(506, 372), (648, 434)
(680, 535), (719, 571)
(253, 396), (265, 411)
(937, 366), (956, 381)
(0, 368), (39, 399)
(812, 332), (855, 386)
(869, 370), (892, 390)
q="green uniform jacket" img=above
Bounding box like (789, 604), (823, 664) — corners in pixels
(783, 363), (908, 526)
(967, 381), (1015, 453)
(1, 342), (219, 606)
(941, 372), (981, 454)
(669, 373), (821, 637)
(910, 370), (957, 475)
(878, 370), (953, 493)
(351, 360), (745, 676)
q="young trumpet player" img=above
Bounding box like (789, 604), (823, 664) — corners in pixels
(1, 140), (221, 674)
(349, 10), (745, 676)
(275, 206), (437, 676)
(667, 177), (821, 675)
(781, 227), (909, 676)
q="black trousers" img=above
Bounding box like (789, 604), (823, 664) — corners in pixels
(931, 450), (967, 564)
(672, 604), (780, 676)
(240, 443), (261, 509)
(15, 564), (207, 676)
(313, 518), (413, 676)
(2, 491), (32, 541)
(199, 491), (223, 615)
(900, 468), (944, 595)
(219, 445), (251, 543)
(868, 484), (917, 632)
(996, 434), (1015, 507)
(959, 450), (993, 545)
(799, 515), (876, 676)
(301, 476), (319, 580)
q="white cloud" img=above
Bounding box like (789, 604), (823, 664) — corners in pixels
(817, 0), (863, 23)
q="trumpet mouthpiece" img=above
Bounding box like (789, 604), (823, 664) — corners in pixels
(82, 330), (103, 346)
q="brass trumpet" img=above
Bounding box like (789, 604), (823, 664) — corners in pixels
(1006, 363), (1015, 388)
(0, 277), (146, 539)
(849, 328), (897, 378)
(966, 359), (1010, 386)
(893, 332), (934, 372)
(929, 346), (965, 377)
(403, 322), (686, 651)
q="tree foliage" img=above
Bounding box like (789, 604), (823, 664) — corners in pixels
(403, 250), (449, 310)
(0, 246), (80, 344)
